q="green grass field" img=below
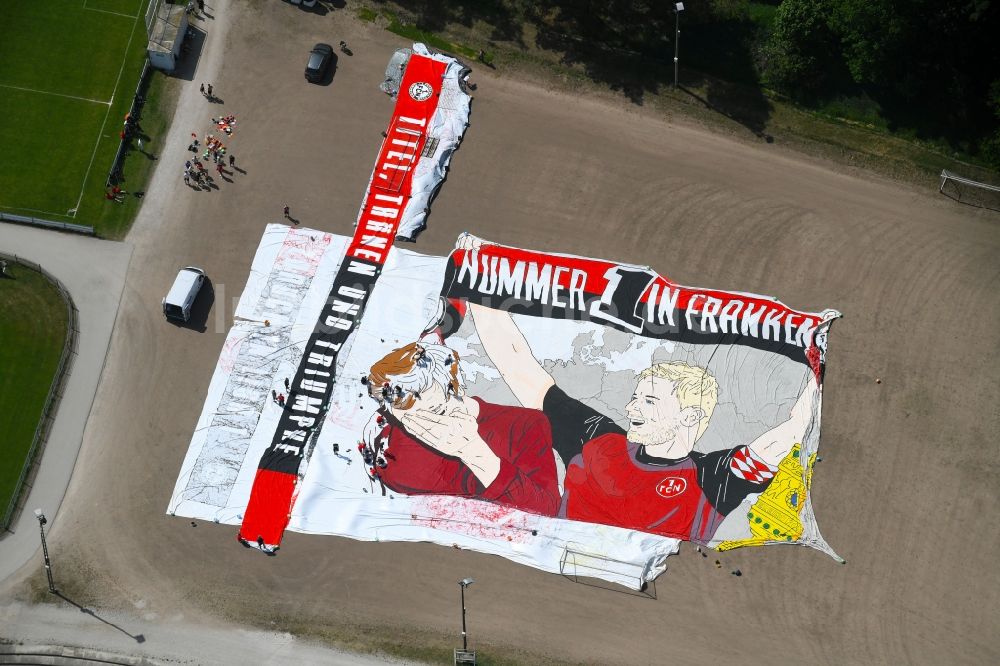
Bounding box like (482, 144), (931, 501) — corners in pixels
(0, 263), (69, 523)
(0, 0), (152, 237)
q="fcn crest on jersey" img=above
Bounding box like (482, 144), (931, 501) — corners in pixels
(656, 476), (687, 498)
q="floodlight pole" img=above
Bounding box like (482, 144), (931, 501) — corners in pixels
(34, 509), (56, 594)
(674, 3), (685, 89)
(461, 583), (467, 651)
(459, 578), (474, 651)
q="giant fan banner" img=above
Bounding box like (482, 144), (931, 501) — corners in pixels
(169, 227), (841, 589)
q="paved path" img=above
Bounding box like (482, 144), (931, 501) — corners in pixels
(0, 224), (132, 583)
(1, 601), (414, 665)
(1, 8), (413, 666)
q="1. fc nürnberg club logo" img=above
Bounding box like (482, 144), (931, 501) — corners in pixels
(408, 82), (434, 101)
(655, 476), (687, 498)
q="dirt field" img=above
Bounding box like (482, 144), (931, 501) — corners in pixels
(3, 1), (998, 664)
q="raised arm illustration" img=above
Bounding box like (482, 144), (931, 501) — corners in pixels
(455, 234), (554, 410)
(746, 375), (819, 467)
(466, 303), (554, 410)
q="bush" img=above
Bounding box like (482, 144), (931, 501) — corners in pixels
(981, 130), (1000, 171)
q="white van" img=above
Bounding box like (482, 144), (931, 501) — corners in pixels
(163, 266), (206, 322)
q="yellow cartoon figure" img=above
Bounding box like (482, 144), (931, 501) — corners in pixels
(716, 444), (815, 550)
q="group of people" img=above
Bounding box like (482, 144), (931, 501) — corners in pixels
(183, 158), (208, 187)
(213, 114), (236, 136)
(358, 412), (391, 477)
(105, 113), (140, 203)
(182, 79), (239, 189)
(237, 534), (277, 555)
(120, 112), (140, 142)
(201, 133), (229, 164)
(182, 112), (240, 189)
(104, 185), (126, 203)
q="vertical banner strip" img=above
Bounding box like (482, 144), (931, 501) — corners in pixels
(239, 53), (450, 548)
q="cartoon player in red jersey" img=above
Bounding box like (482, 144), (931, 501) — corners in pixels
(465, 302), (818, 544)
(359, 342), (561, 517)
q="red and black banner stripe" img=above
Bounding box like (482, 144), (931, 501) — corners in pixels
(439, 244), (832, 365)
(239, 53), (450, 549)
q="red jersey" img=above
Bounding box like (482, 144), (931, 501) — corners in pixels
(371, 398), (561, 517)
(562, 433), (725, 542)
(545, 387), (775, 543)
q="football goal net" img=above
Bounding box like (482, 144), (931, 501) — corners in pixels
(939, 170), (1000, 212)
(559, 547), (659, 591)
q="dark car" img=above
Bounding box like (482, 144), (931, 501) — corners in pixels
(305, 43), (333, 83)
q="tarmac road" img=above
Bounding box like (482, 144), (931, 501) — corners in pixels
(2, 1), (998, 664)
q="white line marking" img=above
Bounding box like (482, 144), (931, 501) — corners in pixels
(72, 6), (143, 218)
(85, 6), (140, 19)
(0, 84), (111, 106)
(0, 206), (75, 219)
(82, 0), (140, 19)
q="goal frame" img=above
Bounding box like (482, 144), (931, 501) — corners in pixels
(939, 170), (1000, 212)
(559, 547), (657, 592)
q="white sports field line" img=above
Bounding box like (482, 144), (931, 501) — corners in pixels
(0, 83), (110, 106)
(0, 205), (75, 219)
(82, 0), (141, 20)
(71, 4), (144, 218)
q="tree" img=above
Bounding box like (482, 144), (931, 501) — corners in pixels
(826, 0), (906, 87)
(761, 0), (838, 96)
(983, 79), (1000, 168)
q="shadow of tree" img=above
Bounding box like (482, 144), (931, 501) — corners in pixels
(680, 78), (773, 138)
(528, 0), (672, 106)
(533, 28), (662, 105)
(395, 0), (526, 45)
(391, 1), (773, 133)
(390, 1), (1000, 160)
